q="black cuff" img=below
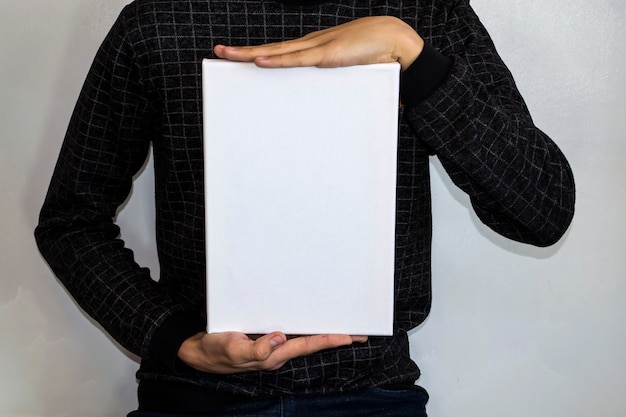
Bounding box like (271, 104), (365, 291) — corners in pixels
(147, 311), (205, 374)
(400, 42), (453, 107)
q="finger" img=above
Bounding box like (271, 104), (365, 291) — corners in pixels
(214, 36), (323, 62)
(234, 331), (287, 363)
(213, 25), (337, 61)
(269, 334), (355, 362)
(351, 335), (369, 343)
(253, 46), (329, 68)
(240, 334), (354, 372)
(245, 334), (364, 372)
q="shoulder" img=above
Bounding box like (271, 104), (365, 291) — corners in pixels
(108, 0), (189, 50)
(115, 0), (187, 29)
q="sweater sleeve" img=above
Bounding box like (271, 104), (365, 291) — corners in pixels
(400, 41), (453, 107)
(34, 8), (203, 362)
(403, 0), (575, 246)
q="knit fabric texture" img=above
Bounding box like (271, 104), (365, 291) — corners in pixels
(35, 0), (575, 397)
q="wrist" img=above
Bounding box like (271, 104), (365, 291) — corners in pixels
(392, 18), (425, 71)
(148, 311), (205, 373)
(177, 331), (206, 369)
(400, 42), (453, 106)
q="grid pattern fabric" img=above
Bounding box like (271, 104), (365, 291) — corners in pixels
(35, 0), (575, 396)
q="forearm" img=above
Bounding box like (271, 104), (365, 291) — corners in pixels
(403, 1), (575, 245)
(410, 80), (575, 245)
(35, 172), (189, 357)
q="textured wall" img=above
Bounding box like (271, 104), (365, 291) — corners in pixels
(1, 1), (624, 416)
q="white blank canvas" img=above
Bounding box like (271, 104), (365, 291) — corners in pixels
(203, 59), (399, 335)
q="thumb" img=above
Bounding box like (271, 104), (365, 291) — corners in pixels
(249, 332), (287, 361)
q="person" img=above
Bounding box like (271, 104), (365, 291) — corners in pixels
(35, 0), (575, 415)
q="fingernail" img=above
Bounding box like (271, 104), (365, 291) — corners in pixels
(269, 336), (284, 348)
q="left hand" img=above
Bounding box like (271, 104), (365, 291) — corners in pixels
(214, 16), (424, 71)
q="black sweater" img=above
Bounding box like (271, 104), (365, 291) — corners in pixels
(35, 0), (575, 403)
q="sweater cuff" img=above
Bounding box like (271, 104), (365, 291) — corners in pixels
(148, 311), (205, 374)
(400, 42), (453, 108)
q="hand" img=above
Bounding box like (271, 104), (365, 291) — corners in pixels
(214, 16), (424, 71)
(178, 331), (368, 374)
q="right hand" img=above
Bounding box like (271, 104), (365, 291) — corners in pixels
(178, 331), (368, 374)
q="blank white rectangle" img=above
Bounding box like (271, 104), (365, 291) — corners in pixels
(203, 59), (399, 335)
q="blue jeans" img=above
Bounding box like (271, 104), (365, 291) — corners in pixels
(127, 386), (428, 417)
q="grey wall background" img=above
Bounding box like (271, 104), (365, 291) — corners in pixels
(1, 0), (624, 416)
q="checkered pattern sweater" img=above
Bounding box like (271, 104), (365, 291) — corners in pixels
(35, 0), (574, 397)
